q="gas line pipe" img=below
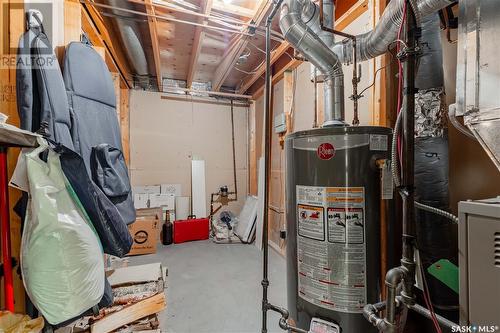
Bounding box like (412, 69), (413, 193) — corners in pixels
(260, 1), (306, 333)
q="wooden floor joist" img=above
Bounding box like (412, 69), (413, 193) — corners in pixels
(211, 0), (272, 91)
(237, 42), (292, 94)
(145, 0), (163, 91)
(186, 0), (214, 88)
(251, 58), (302, 99)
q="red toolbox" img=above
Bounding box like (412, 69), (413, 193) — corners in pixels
(173, 215), (209, 244)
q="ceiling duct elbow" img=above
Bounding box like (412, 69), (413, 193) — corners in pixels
(280, 0), (345, 126)
(335, 0), (455, 63)
(101, 0), (151, 89)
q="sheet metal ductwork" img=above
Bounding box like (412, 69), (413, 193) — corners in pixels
(455, 0), (500, 171)
(101, 0), (150, 89)
(279, 0), (455, 126)
(280, 0), (344, 126)
(334, 0), (455, 63)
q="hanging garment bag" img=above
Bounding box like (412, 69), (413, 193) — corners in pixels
(21, 139), (105, 325)
(63, 42), (135, 224)
(16, 13), (73, 148)
(54, 143), (133, 257)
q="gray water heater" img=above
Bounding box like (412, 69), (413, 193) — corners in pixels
(285, 126), (391, 332)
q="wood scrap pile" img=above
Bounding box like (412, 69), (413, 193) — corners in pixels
(57, 263), (166, 333)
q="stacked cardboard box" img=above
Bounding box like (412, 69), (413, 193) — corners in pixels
(127, 209), (161, 256)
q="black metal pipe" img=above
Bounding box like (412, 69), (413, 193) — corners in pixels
(399, 3), (418, 307)
(409, 303), (457, 329)
(363, 2), (421, 332)
(262, 2), (284, 332)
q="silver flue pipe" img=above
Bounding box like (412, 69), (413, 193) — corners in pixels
(279, 0), (345, 126)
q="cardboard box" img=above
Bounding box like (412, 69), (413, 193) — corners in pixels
(127, 210), (161, 256)
(132, 185), (161, 195)
(135, 207), (162, 218)
(133, 193), (149, 209)
(149, 193), (175, 209)
(160, 184), (182, 196)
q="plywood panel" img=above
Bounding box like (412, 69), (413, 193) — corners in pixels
(120, 89), (130, 164)
(64, 0), (81, 45)
(129, 91), (249, 216)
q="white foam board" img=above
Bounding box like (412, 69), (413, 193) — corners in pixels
(160, 184), (182, 196)
(149, 193), (175, 209)
(191, 160), (207, 218)
(234, 195), (258, 243)
(175, 196), (190, 220)
(133, 185), (161, 195)
(255, 157), (265, 250)
(134, 193), (149, 209)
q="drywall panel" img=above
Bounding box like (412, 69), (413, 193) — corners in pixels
(130, 91), (249, 216)
(340, 9), (374, 125)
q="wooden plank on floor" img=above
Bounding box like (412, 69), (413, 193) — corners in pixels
(91, 293), (166, 333)
(108, 263), (163, 287)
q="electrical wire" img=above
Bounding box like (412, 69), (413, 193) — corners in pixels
(415, 202), (459, 224)
(418, 248), (443, 333)
(234, 67), (258, 75)
(396, 0), (408, 171)
(358, 63), (391, 98)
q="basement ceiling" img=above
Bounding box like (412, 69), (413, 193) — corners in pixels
(88, 0), (285, 93)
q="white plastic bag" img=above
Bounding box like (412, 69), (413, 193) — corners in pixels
(21, 139), (105, 325)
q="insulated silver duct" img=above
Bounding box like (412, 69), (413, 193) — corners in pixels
(335, 0), (455, 63)
(101, 0), (150, 89)
(308, 0), (334, 82)
(280, 0), (344, 126)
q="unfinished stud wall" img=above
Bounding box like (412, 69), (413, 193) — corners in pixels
(129, 91), (249, 215)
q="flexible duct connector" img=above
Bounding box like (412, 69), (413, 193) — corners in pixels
(335, 0), (454, 63)
(280, 0), (345, 126)
(103, 0), (150, 89)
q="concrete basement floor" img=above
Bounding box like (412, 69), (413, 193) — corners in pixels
(129, 240), (287, 333)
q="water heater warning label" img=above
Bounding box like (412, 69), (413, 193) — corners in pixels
(296, 186), (367, 314)
(298, 205), (325, 241)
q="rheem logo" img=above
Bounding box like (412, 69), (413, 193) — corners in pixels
(317, 143), (335, 160)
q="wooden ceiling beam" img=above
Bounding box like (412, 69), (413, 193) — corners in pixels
(211, 0), (254, 18)
(145, 0), (163, 91)
(186, 0), (213, 88)
(81, 3), (132, 88)
(251, 58), (302, 99)
(237, 42), (292, 94)
(211, 0), (271, 91)
(335, 0), (369, 31)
